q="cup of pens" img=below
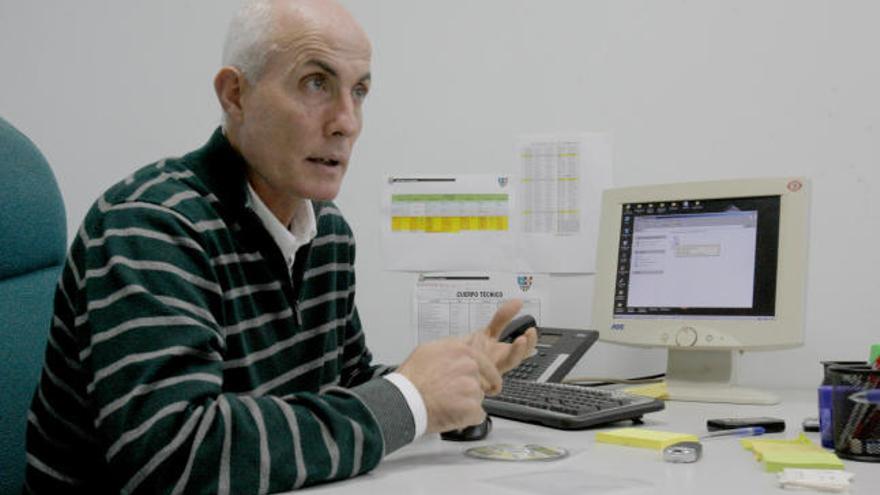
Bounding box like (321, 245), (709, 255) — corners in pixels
(829, 364), (880, 462)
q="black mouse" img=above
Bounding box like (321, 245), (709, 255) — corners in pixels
(440, 416), (492, 442)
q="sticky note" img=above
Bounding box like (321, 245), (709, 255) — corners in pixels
(741, 433), (845, 472)
(623, 382), (669, 399)
(762, 450), (845, 472)
(595, 428), (699, 450)
(741, 433), (815, 453)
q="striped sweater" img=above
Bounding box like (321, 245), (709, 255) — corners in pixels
(24, 129), (415, 494)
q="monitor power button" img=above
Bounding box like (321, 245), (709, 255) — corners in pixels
(675, 327), (698, 347)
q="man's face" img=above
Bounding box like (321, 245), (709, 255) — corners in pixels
(232, 6), (371, 216)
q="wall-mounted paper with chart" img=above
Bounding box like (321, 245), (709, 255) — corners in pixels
(414, 273), (547, 344)
(382, 175), (516, 271)
(516, 133), (613, 273)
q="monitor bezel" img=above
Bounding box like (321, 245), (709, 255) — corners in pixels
(592, 177), (809, 351)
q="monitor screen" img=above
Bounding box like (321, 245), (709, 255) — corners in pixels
(591, 178), (810, 404)
(614, 195), (779, 319)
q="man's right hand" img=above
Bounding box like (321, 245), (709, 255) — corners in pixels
(396, 338), (499, 434)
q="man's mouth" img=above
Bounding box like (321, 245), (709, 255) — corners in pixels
(307, 157), (341, 167)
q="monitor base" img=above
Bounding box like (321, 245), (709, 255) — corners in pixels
(664, 348), (779, 405)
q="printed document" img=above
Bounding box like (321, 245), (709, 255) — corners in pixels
(381, 133), (612, 273)
(516, 133), (612, 273)
(414, 273), (548, 343)
(381, 175), (516, 271)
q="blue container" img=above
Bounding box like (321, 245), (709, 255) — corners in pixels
(819, 361), (865, 449)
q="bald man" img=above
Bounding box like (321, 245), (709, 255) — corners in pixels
(23, 1), (536, 493)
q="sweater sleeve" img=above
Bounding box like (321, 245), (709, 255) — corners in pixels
(335, 221), (396, 389)
(78, 201), (399, 493)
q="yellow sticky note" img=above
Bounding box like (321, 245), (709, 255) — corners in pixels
(623, 382), (669, 399)
(741, 433), (844, 472)
(595, 428), (699, 450)
(761, 450), (845, 472)
(741, 433), (815, 453)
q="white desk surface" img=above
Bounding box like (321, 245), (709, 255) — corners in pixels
(298, 389), (878, 494)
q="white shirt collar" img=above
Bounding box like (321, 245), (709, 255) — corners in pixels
(245, 183), (317, 272)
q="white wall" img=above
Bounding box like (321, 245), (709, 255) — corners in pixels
(2, 0), (878, 389)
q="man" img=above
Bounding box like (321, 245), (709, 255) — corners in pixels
(24, 0), (537, 493)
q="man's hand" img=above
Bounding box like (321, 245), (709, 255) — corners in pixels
(396, 339), (499, 433)
(467, 299), (538, 396)
(396, 299), (537, 433)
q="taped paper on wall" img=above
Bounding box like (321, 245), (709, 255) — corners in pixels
(382, 175), (516, 272)
(414, 272), (547, 343)
(381, 132), (612, 273)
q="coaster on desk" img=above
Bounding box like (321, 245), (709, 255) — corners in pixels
(464, 443), (568, 461)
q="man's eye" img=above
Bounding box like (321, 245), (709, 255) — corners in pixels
(353, 85), (369, 101)
(304, 74), (328, 92)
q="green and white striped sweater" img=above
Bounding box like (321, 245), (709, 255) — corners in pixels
(24, 129), (415, 494)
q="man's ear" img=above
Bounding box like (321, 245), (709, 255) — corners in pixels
(214, 66), (246, 124)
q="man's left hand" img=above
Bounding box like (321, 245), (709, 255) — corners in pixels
(466, 299), (538, 396)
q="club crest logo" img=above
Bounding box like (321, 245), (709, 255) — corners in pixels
(517, 275), (533, 292)
(498, 176), (509, 188)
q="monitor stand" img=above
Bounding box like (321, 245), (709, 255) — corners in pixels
(665, 349), (779, 405)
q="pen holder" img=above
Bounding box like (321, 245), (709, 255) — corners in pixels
(829, 364), (880, 462)
(819, 360), (866, 448)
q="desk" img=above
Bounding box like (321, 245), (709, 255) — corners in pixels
(298, 390), (878, 494)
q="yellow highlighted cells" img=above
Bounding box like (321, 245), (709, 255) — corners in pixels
(390, 194), (509, 233)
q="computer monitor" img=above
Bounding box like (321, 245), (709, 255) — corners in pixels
(592, 177), (810, 404)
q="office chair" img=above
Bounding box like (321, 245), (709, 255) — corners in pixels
(0, 116), (66, 493)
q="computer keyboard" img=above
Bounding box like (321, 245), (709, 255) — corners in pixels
(483, 378), (665, 430)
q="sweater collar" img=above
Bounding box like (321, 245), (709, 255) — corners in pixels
(187, 127), (250, 220)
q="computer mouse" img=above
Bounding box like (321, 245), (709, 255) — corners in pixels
(440, 417), (492, 442)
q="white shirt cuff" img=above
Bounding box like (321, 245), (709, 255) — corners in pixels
(383, 372), (427, 438)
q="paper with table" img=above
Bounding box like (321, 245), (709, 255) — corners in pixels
(382, 175), (516, 272)
(381, 133), (612, 274)
(414, 273), (548, 343)
(516, 133), (612, 273)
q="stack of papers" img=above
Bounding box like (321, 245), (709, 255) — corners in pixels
(741, 433), (845, 472)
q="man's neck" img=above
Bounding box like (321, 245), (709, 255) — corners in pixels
(248, 178), (298, 228)
(223, 126), (299, 227)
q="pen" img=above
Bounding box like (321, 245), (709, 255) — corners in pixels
(849, 389), (880, 405)
(700, 426), (766, 439)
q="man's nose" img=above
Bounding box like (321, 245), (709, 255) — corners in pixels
(325, 94), (361, 137)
